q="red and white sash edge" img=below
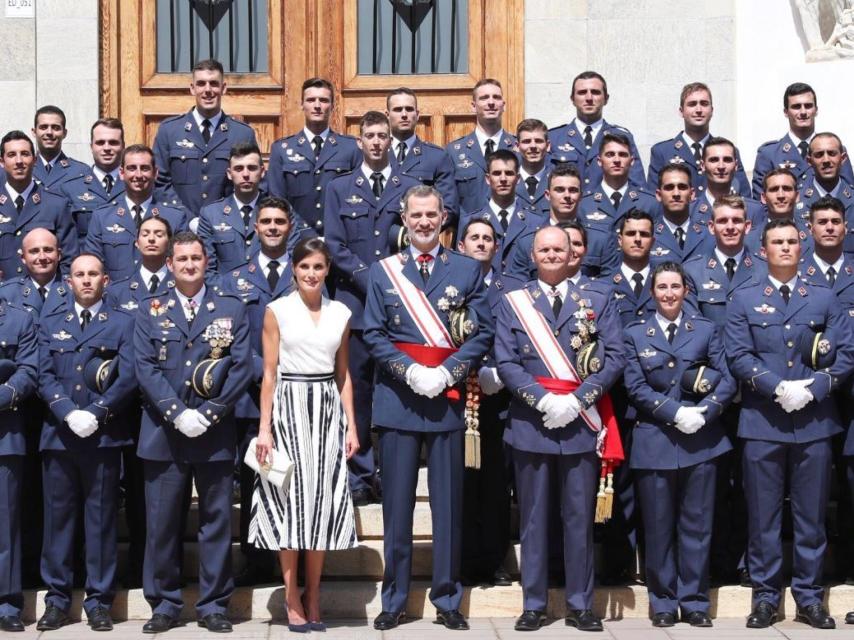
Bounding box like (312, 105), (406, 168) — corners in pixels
(380, 255), (453, 349)
(506, 288), (602, 433)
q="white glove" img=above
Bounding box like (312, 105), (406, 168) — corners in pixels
(406, 364), (446, 398)
(536, 393), (560, 415)
(674, 406), (707, 434)
(776, 379), (814, 413)
(542, 394), (582, 430)
(174, 409), (211, 438)
(477, 367), (504, 395)
(66, 409), (99, 438)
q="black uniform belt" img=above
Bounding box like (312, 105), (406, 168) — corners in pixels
(279, 372), (334, 382)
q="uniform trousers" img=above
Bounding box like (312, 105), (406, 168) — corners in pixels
(347, 331), (378, 493)
(0, 456), (22, 617)
(379, 427), (463, 614)
(636, 460), (717, 615)
(743, 437), (832, 609)
(143, 460), (233, 619)
(513, 449), (597, 612)
(41, 448), (121, 614)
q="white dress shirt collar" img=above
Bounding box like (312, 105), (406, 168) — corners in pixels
(75, 299), (103, 321)
(175, 285), (206, 320)
(193, 109), (222, 133)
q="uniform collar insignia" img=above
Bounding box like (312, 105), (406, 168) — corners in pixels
(65, 313), (74, 322)
(699, 203), (708, 212)
(806, 265), (816, 275)
(280, 141), (288, 149)
(328, 135), (337, 144)
(31, 193), (40, 204)
(57, 286), (65, 295)
(0, 195), (6, 205)
(298, 136), (306, 144)
(707, 257), (716, 268)
(400, 252), (410, 263)
(568, 129), (577, 136)
(744, 255), (753, 267)
(847, 265), (853, 275)
(495, 279), (503, 289)
(223, 205), (231, 214)
(220, 121), (228, 131)
(798, 285), (807, 296)
(593, 192), (602, 201)
(22, 287), (29, 295)
(799, 230), (807, 240)
(782, 142), (791, 152)
(629, 190), (637, 198)
(805, 187), (814, 197)
(248, 263), (256, 273)
(763, 286), (774, 297)
(674, 140), (683, 149)
(532, 288), (542, 299)
(692, 223), (702, 233)
(613, 273), (622, 283)
(656, 223), (664, 233)
(518, 210), (526, 220)
(466, 138), (474, 147)
(184, 122), (192, 131)
(391, 175), (400, 185)
(685, 321), (693, 331)
(206, 301), (215, 311)
(355, 176), (364, 186)
(845, 189), (852, 198)
(59, 158), (69, 168)
(98, 312), (107, 321)
(116, 207), (125, 216)
(151, 207), (159, 217)
(645, 327), (655, 337)
(167, 280), (175, 288)
(453, 143), (461, 150)
(503, 137), (512, 146)
(412, 145), (421, 155)
(83, 174), (93, 183)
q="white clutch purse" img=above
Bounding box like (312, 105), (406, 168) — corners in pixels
(244, 437), (295, 490)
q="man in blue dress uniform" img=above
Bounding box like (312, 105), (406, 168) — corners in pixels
(751, 82), (854, 198)
(364, 185), (492, 631)
(0, 130), (77, 277)
(31, 105), (87, 191)
(0, 298), (38, 632)
(578, 132), (658, 231)
(446, 79), (516, 216)
(134, 232), (251, 634)
(549, 71), (645, 190)
(798, 134), (854, 253)
(153, 59), (258, 217)
(515, 119), (553, 217)
(267, 78), (361, 235)
(58, 118), (129, 243)
(651, 163), (713, 265)
(386, 87), (458, 225)
(748, 169), (811, 256)
(726, 218), (854, 629)
(86, 144), (188, 280)
(35, 253), (137, 632)
(219, 196), (296, 586)
(325, 111), (420, 504)
(496, 225), (625, 631)
(647, 82), (750, 197)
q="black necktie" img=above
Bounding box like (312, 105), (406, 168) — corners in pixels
(666, 322), (677, 344)
(81, 309), (91, 331)
(525, 176), (538, 198)
(484, 139), (496, 157)
(780, 284), (791, 305)
(674, 227), (685, 250)
(827, 266), (837, 286)
(551, 286), (562, 317)
(241, 205), (253, 229)
(417, 254), (432, 284)
(103, 173), (114, 195)
(632, 273), (644, 298)
(798, 140), (809, 160)
(692, 142), (702, 163)
(14, 195), (24, 214)
(611, 191), (622, 209)
(38, 286), (46, 300)
(583, 125), (593, 149)
(498, 209), (509, 231)
(202, 119), (212, 143)
(313, 136), (323, 160)
(725, 258), (736, 281)
(267, 260), (280, 291)
(44, 162), (52, 174)
(371, 172), (384, 198)
(396, 141), (407, 163)
(148, 274), (159, 294)
(132, 204), (143, 227)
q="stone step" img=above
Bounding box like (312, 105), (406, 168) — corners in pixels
(18, 582), (854, 622)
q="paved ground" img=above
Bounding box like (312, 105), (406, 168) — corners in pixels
(5, 617), (854, 638)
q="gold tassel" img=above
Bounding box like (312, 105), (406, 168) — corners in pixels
(465, 426), (481, 469)
(602, 471), (614, 521)
(464, 373), (481, 469)
(594, 473), (608, 523)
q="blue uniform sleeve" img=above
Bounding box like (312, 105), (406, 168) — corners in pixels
(134, 303), (189, 422)
(362, 263), (417, 383)
(724, 291), (782, 398)
(267, 143), (287, 200)
(696, 327), (736, 422)
(324, 181), (370, 293)
(37, 320), (78, 421)
(196, 208), (219, 275)
(84, 315), (138, 422)
(434, 149), (460, 226)
(622, 329), (681, 424)
(55, 198), (78, 275)
(751, 146), (773, 200)
(0, 311), (37, 410)
(153, 123), (181, 206)
(495, 295), (549, 407)
(647, 143), (666, 192)
(84, 210), (106, 262)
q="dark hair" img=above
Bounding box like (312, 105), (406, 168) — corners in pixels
(137, 215), (174, 239)
(658, 161), (692, 186)
(760, 217), (798, 247)
(0, 130), (34, 156)
(256, 195), (292, 218)
(386, 87), (417, 109)
(618, 208), (655, 233)
(650, 261), (685, 288)
(558, 219), (588, 247)
(783, 82), (816, 110)
(571, 71), (608, 98)
(34, 105), (67, 129)
(599, 131), (630, 154)
(69, 251), (105, 274)
(485, 148), (518, 172)
(810, 131), (843, 154)
(302, 77), (335, 101)
(472, 78), (503, 98)
(680, 82), (711, 107)
(548, 163), (581, 188)
(292, 237), (331, 268)
(702, 135), (735, 160)
(192, 59), (224, 76)
(90, 117), (124, 143)
(168, 231), (206, 258)
(360, 110), (389, 132)
(762, 167), (797, 190)
(229, 141), (262, 160)
(459, 217), (496, 243)
(516, 118), (548, 137)
(809, 195), (846, 220)
(122, 144), (154, 166)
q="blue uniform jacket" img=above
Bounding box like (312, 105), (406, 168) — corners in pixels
(57, 171), (126, 243)
(725, 277), (854, 443)
(133, 287), (252, 463)
(267, 130), (361, 234)
(0, 184), (77, 278)
(104, 269), (175, 315)
(445, 130), (517, 216)
(37, 302), (136, 451)
(684, 252), (766, 329)
(153, 111), (257, 215)
(600, 270), (658, 328)
(362, 250), (493, 432)
(510, 220), (619, 281)
(514, 166), (553, 218)
(495, 280), (625, 455)
(0, 275), (70, 325)
(324, 169), (420, 329)
(751, 135), (854, 199)
(85, 202), (188, 280)
(647, 133), (750, 197)
(391, 136), (458, 223)
(35, 152), (87, 191)
(547, 120), (645, 191)
(650, 218), (714, 266)
(0, 300), (38, 456)
(797, 179), (854, 254)
(578, 185), (659, 231)
(624, 315), (735, 470)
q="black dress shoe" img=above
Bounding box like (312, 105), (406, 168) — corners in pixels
(493, 567), (513, 586)
(198, 612), (233, 633)
(373, 611), (404, 630)
(514, 610), (546, 631)
(746, 601), (778, 629)
(683, 611), (713, 627)
(351, 489), (372, 507)
(142, 613), (179, 634)
(88, 606), (114, 631)
(435, 609), (469, 630)
(651, 612), (676, 627)
(795, 603), (835, 629)
(36, 605), (69, 631)
(846, 610), (854, 624)
(0, 616), (24, 632)
(565, 609), (603, 632)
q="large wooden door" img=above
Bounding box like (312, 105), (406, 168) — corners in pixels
(100, 0), (523, 151)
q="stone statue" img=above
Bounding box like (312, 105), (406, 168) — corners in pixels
(794, 0), (854, 61)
